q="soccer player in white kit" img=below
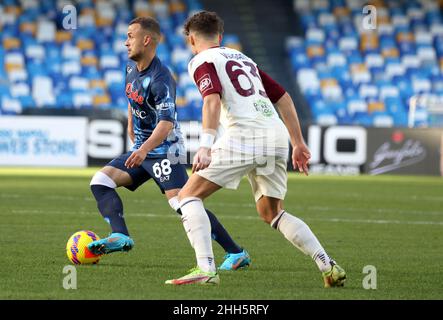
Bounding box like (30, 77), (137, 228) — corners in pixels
(165, 11), (346, 287)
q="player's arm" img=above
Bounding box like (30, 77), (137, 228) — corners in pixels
(191, 62), (223, 173)
(125, 120), (173, 169)
(193, 93), (221, 173)
(127, 103), (135, 143)
(259, 69), (311, 175)
(274, 93), (310, 175)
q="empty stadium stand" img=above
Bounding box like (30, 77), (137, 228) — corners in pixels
(0, 0), (242, 121)
(287, 0), (443, 127)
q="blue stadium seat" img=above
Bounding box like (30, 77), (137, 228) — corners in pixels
(0, 85), (10, 100)
(288, 0), (443, 127)
(56, 92), (74, 109)
(189, 100), (202, 121)
(384, 97), (406, 114)
(290, 52), (311, 70)
(0, 0), (218, 119)
(373, 112), (394, 127)
(18, 96), (36, 109)
(176, 105), (194, 121)
(316, 112), (338, 126)
(352, 112), (374, 127)
(393, 110), (409, 127)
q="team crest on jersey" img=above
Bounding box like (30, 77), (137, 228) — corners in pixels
(197, 73), (213, 93)
(127, 66), (133, 74)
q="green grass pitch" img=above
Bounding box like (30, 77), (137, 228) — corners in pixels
(0, 167), (442, 299)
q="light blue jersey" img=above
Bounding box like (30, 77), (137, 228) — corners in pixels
(126, 56), (185, 159)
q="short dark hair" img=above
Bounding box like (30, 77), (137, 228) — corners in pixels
(129, 16), (161, 43)
(183, 11), (224, 38)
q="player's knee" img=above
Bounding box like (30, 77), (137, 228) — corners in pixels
(90, 171), (117, 189)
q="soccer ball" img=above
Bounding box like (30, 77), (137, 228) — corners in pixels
(66, 230), (102, 264)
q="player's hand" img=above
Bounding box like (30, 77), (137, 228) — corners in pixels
(292, 142), (311, 176)
(192, 147), (212, 173)
(125, 148), (148, 169)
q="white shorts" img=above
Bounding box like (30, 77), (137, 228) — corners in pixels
(197, 148), (288, 202)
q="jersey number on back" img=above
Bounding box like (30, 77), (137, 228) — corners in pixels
(225, 60), (267, 98)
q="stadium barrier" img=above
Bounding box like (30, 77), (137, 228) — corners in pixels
(303, 125), (443, 176)
(1, 115), (442, 176)
(364, 128), (443, 176)
(0, 115), (127, 167)
(0, 116), (88, 167)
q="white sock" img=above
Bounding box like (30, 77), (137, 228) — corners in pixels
(179, 197), (215, 273)
(312, 250), (334, 273)
(271, 210), (332, 273)
(168, 196), (180, 212)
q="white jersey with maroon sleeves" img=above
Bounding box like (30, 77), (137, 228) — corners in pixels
(188, 46), (289, 157)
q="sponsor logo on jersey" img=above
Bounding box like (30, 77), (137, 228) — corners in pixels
(126, 82), (144, 105)
(253, 99), (274, 117)
(197, 74), (213, 93)
(156, 102), (175, 111)
(131, 106), (147, 119)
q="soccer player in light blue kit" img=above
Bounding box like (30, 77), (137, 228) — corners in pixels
(87, 17), (250, 270)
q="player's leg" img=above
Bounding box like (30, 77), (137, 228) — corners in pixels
(141, 157), (219, 280)
(256, 196), (346, 287)
(88, 152), (150, 254)
(90, 166), (132, 236)
(165, 174), (221, 285)
(256, 196), (334, 270)
(166, 188), (250, 271)
(143, 157), (246, 257)
(250, 157), (346, 287)
(166, 150), (252, 285)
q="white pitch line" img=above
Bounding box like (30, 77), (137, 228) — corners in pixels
(311, 192), (443, 202)
(307, 217), (443, 226)
(7, 209), (443, 226)
(305, 205), (443, 216)
(2, 193), (442, 215)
